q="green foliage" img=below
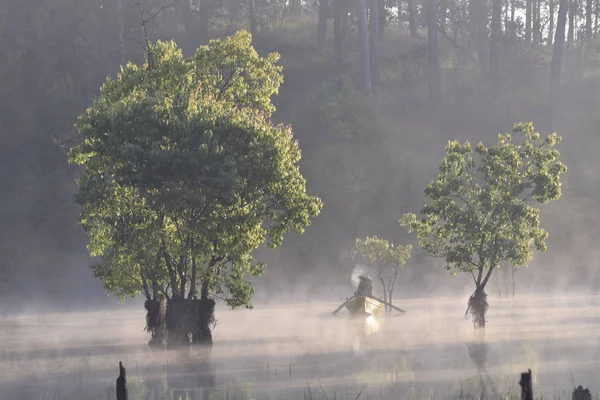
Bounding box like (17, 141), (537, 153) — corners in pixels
(353, 236), (412, 269)
(400, 122), (567, 284)
(69, 31), (322, 306)
(353, 236), (412, 300)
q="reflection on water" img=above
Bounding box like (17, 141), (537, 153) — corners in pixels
(3, 296), (600, 400)
(351, 314), (382, 354)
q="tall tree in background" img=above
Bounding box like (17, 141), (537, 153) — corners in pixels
(489, 0), (502, 89)
(69, 32), (322, 346)
(249, 0), (257, 36)
(551, 0), (568, 129)
(370, 0), (381, 100)
(318, 0), (329, 51)
(401, 123), (566, 328)
(333, 0), (344, 62)
(408, 0), (418, 39)
(526, 0), (532, 42)
(568, 0), (576, 45)
(586, 0), (593, 38)
(549, 0), (556, 46)
(357, 0), (372, 93)
(477, 0), (489, 75)
(428, 0), (442, 107)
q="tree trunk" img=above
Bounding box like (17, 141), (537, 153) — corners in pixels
(188, 254), (197, 300)
(408, 0), (419, 38)
(249, 0), (257, 36)
(526, 0), (532, 42)
(427, 0), (442, 107)
(586, 0), (593, 38)
(197, 0), (210, 45)
(370, 0), (381, 101)
(379, 0), (386, 39)
(595, 0), (599, 35)
(467, 265), (495, 328)
(533, 0), (540, 42)
(318, 0), (329, 52)
(551, 0), (568, 130)
(357, 0), (372, 93)
(511, 267), (516, 298)
(290, 0), (302, 13)
(568, 0), (576, 46)
(379, 277), (388, 311)
(549, 0), (555, 46)
(333, 0), (344, 62)
(477, 0), (489, 75)
(116, 0), (126, 64)
(180, 0), (198, 54)
(490, 0), (502, 88)
(469, 0), (478, 48)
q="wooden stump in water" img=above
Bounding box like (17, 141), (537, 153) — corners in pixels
(166, 298), (215, 347)
(519, 369), (532, 400)
(116, 361), (128, 400)
(145, 298), (166, 347)
(572, 386), (592, 400)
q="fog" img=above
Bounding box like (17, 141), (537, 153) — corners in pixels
(3, 0), (600, 398)
(3, 293), (600, 400)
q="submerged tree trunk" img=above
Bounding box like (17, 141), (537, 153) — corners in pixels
(467, 266), (495, 328)
(427, 0), (442, 108)
(370, 0), (381, 101)
(357, 0), (372, 93)
(145, 297), (166, 347)
(551, 0), (568, 130)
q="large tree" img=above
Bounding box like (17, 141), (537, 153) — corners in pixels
(401, 123), (566, 328)
(68, 31), (322, 345)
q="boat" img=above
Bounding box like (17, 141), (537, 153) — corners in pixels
(345, 295), (384, 317)
(332, 275), (407, 317)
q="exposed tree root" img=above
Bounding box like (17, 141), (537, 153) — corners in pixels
(465, 289), (489, 328)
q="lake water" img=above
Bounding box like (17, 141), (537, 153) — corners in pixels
(1, 294), (599, 400)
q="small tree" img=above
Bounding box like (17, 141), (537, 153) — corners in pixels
(401, 123), (566, 328)
(353, 236), (412, 311)
(69, 31), (322, 345)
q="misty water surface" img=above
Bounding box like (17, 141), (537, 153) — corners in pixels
(1, 295), (599, 400)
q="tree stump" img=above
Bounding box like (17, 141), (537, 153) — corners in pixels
(519, 369), (533, 400)
(572, 386), (592, 400)
(116, 361), (128, 400)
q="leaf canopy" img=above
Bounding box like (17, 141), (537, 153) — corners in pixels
(400, 123), (566, 278)
(69, 31), (322, 306)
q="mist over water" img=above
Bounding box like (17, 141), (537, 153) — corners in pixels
(1, 294), (599, 400)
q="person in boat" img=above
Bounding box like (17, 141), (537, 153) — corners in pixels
(355, 275), (374, 297)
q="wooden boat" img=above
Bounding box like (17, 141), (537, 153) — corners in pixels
(345, 295), (384, 317)
(332, 275), (407, 317)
